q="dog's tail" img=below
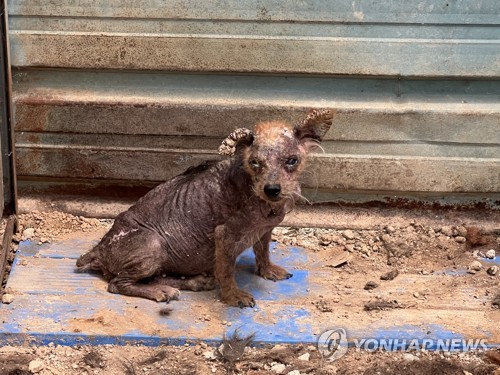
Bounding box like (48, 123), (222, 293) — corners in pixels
(75, 247), (102, 273)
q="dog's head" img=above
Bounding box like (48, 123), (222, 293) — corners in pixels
(219, 109), (334, 204)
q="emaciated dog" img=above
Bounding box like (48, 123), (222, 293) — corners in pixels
(76, 109), (333, 308)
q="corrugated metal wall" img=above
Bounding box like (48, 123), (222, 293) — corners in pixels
(7, 1), (500, 202)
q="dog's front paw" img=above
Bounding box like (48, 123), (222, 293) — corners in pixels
(221, 289), (256, 308)
(258, 263), (293, 282)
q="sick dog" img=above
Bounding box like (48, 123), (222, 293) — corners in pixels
(76, 109), (333, 308)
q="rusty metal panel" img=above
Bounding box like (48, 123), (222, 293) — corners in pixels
(7, 0), (500, 77)
(11, 70), (500, 193)
(6, 1), (500, 200)
(14, 147), (500, 193)
(0, 0), (16, 215)
(8, 1), (500, 24)
(12, 71), (500, 142)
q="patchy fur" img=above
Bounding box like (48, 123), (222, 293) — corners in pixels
(76, 109), (333, 308)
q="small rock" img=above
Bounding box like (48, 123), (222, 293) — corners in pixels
(385, 225), (396, 234)
(29, 359), (45, 373)
(487, 266), (498, 276)
(271, 363), (286, 374)
(1, 294), (14, 304)
(342, 230), (356, 240)
(467, 261), (482, 273)
(485, 249), (496, 259)
(413, 292), (420, 298)
(364, 281), (379, 290)
(380, 269), (399, 281)
(22, 228), (35, 240)
(298, 352), (310, 361)
(202, 349), (217, 360)
(403, 353), (418, 361)
(455, 236), (466, 244)
(440, 226), (454, 237)
(288, 371), (301, 375)
(270, 344), (287, 353)
(456, 226), (468, 237)
(344, 244), (355, 252)
(319, 234), (332, 246)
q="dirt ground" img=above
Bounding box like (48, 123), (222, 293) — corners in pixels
(0, 208), (499, 375)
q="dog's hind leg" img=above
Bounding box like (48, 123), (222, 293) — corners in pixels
(253, 230), (293, 281)
(152, 274), (216, 291)
(106, 231), (181, 302)
(108, 276), (181, 302)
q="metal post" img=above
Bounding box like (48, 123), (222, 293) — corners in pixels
(0, 0), (17, 216)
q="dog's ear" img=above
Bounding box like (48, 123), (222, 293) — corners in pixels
(294, 109), (334, 143)
(218, 128), (255, 156)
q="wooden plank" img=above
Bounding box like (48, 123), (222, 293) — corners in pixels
(1, 234), (498, 347)
(0, 216), (16, 298)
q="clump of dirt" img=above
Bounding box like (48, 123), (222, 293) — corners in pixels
(82, 349), (105, 368)
(15, 211), (112, 243)
(364, 299), (405, 311)
(380, 270), (399, 281)
(1, 210), (499, 374)
(1, 344), (497, 375)
(358, 357), (497, 375)
(2, 212), (112, 292)
(272, 223), (500, 274)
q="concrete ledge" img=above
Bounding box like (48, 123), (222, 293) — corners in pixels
(17, 185), (500, 232)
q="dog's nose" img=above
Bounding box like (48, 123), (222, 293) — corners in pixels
(264, 184), (281, 199)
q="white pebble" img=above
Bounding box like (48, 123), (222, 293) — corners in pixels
(342, 230), (356, 240)
(485, 249), (496, 259)
(403, 353), (418, 361)
(22, 228), (35, 240)
(2, 293), (14, 304)
(271, 363), (286, 374)
(202, 349), (216, 360)
(298, 352), (310, 361)
(29, 359), (45, 373)
(467, 261), (482, 272)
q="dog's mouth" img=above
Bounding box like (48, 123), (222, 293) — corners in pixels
(266, 195), (282, 202)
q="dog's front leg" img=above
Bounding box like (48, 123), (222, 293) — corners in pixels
(253, 230), (293, 281)
(214, 224), (255, 308)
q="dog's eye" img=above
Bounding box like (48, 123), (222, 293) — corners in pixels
(249, 159), (261, 169)
(285, 157), (298, 166)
